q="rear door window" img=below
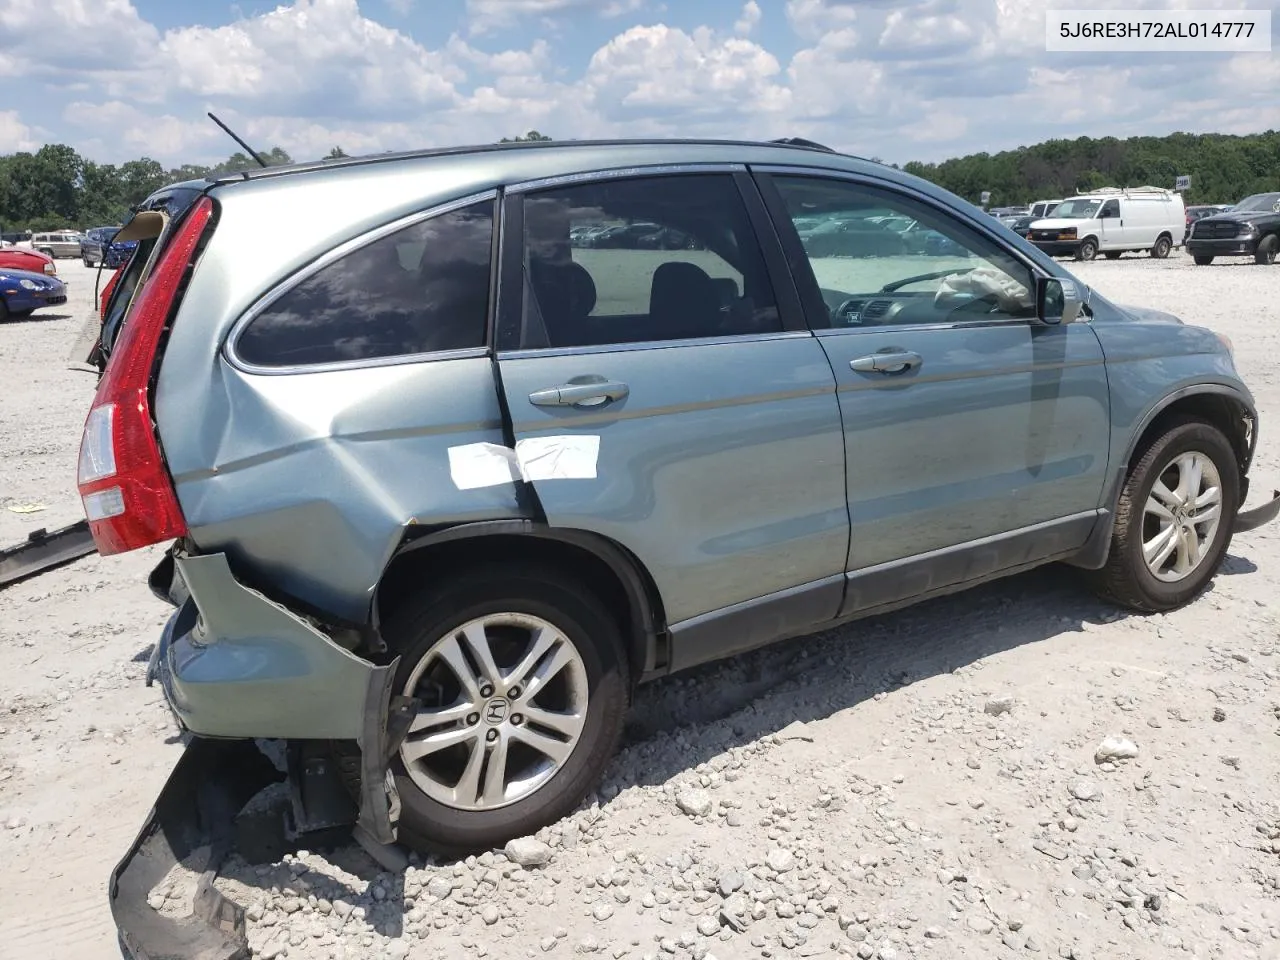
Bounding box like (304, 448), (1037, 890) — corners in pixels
(235, 198), (495, 368)
(513, 174), (782, 349)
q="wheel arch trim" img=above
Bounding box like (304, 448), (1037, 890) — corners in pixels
(372, 520), (668, 681)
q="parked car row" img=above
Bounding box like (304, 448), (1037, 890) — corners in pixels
(1024, 187), (1186, 261)
(571, 222), (703, 250)
(0, 244), (57, 276)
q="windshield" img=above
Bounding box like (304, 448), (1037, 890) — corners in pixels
(1051, 199), (1102, 219)
(1232, 193), (1280, 213)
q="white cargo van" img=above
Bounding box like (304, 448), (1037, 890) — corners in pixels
(1026, 187), (1185, 261)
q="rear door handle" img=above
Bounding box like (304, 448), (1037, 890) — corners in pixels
(850, 351), (922, 374)
(529, 380), (630, 407)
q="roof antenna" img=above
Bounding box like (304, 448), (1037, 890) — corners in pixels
(207, 112), (268, 168)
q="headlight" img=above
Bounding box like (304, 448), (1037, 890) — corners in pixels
(1239, 223), (1258, 236)
(44, 263), (56, 275)
(19, 278), (38, 290)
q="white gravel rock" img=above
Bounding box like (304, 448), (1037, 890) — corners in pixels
(505, 836), (554, 867)
(675, 788), (713, 817)
(1095, 737), (1139, 763)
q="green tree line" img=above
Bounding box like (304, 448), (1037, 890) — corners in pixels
(3, 129), (1276, 233)
(902, 130), (1280, 207)
(0, 144), (296, 233)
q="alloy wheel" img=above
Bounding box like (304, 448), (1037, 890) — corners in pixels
(399, 613), (589, 811)
(1142, 452), (1223, 583)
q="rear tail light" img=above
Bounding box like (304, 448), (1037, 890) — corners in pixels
(76, 196), (214, 555)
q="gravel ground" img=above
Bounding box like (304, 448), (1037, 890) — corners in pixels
(1, 254), (1279, 960)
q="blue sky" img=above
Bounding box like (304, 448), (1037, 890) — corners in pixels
(2, 0), (1276, 169)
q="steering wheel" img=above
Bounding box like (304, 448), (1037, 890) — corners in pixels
(832, 298), (863, 325)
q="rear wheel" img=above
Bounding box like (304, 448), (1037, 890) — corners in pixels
(1075, 238), (1098, 261)
(1193, 255), (1214, 266)
(1256, 235), (1278, 265)
(1091, 417), (1239, 613)
(1150, 235), (1172, 258)
(338, 564), (630, 855)
(36, 247), (54, 258)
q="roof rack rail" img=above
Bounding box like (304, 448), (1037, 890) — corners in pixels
(770, 137), (836, 153)
(1080, 185), (1175, 197)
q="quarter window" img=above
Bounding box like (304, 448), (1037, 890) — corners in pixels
(771, 176), (1037, 329)
(516, 175), (782, 349)
(236, 199), (494, 367)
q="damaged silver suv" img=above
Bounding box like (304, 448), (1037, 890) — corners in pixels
(83, 138), (1277, 958)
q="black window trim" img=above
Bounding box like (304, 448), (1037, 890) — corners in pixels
(494, 165), (809, 358)
(224, 188), (500, 376)
(751, 166), (1056, 337)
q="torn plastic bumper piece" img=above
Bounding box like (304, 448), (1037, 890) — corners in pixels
(1236, 489), (1280, 533)
(111, 737), (283, 960)
(0, 519), (96, 589)
(116, 551), (419, 958)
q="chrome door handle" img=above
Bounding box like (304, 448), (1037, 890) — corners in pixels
(850, 351), (922, 374)
(529, 380), (630, 407)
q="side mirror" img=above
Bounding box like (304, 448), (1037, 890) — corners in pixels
(1036, 276), (1083, 325)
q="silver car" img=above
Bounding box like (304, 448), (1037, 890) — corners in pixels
(31, 231), (82, 258)
(83, 138), (1278, 959)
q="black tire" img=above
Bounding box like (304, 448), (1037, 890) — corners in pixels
(1255, 234), (1278, 265)
(337, 564), (630, 856)
(0, 299), (8, 322)
(1075, 238), (1098, 261)
(1103, 251), (1122, 260)
(1150, 235), (1172, 259)
(82, 255), (94, 267)
(36, 248), (53, 258)
(1091, 417), (1239, 613)
(1193, 255), (1214, 266)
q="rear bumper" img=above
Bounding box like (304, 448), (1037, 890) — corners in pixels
(1237, 488), (1280, 533)
(148, 552), (388, 740)
(1187, 237), (1257, 257)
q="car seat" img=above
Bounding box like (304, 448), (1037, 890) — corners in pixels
(648, 261), (721, 342)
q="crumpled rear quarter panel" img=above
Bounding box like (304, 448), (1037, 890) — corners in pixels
(154, 169), (525, 624)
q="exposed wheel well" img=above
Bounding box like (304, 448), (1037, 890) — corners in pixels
(1131, 392), (1253, 479)
(373, 529), (667, 684)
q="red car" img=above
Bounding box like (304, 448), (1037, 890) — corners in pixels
(0, 246), (57, 276)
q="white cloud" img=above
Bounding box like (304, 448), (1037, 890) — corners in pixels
(0, 110), (40, 153)
(786, 0), (859, 43)
(735, 1), (762, 36)
(0, 0), (159, 71)
(466, 0), (644, 34)
(586, 25), (791, 121)
(159, 0), (462, 119)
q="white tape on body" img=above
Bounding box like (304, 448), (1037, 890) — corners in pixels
(516, 435), (600, 482)
(447, 436), (600, 490)
(447, 442), (521, 490)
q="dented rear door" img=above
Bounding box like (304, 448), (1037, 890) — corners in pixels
(491, 170), (849, 664)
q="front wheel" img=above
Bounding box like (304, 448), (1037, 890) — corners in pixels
(1150, 235), (1172, 258)
(342, 564), (630, 855)
(1256, 235), (1278, 265)
(1193, 255), (1214, 266)
(1091, 417), (1239, 613)
(1075, 238), (1098, 261)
